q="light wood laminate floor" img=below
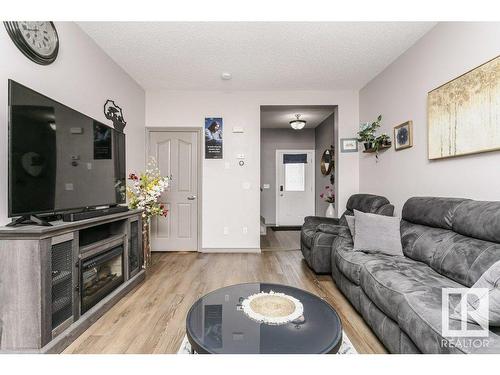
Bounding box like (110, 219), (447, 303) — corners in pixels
(64, 251), (387, 354)
(260, 229), (300, 251)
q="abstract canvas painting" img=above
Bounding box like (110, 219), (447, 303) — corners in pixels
(428, 56), (500, 159)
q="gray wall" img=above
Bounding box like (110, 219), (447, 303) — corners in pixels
(314, 114), (335, 216)
(260, 128), (315, 224)
(360, 22), (500, 215)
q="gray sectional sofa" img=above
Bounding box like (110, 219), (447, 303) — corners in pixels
(301, 194), (394, 274)
(330, 197), (500, 353)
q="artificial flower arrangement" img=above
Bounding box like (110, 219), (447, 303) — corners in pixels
(320, 185), (335, 203)
(127, 157), (171, 267)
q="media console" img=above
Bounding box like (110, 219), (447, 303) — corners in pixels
(0, 209), (144, 353)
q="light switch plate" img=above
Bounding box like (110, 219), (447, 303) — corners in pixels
(263, 184), (270, 189)
(242, 182), (250, 190)
(232, 126), (244, 133)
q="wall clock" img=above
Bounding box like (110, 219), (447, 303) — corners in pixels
(4, 21), (59, 65)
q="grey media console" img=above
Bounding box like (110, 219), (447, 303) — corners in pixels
(0, 209), (145, 353)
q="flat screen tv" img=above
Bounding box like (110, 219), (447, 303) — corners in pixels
(8, 80), (126, 219)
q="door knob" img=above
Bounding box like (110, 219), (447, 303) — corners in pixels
(187, 195), (197, 200)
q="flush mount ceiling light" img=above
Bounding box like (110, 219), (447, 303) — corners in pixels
(289, 114), (306, 130)
(221, 72), (232, 80)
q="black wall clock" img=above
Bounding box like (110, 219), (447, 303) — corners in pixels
(4, 21), (59, 65)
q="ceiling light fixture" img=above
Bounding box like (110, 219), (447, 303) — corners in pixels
(289, 114), (306, 130)
(221, 72), (232, 80)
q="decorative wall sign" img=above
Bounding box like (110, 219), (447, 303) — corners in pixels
(204, 117), (223, 159)
(104, 99), (127, 132)
(340, 138), (358, 153)
(394, 121), (413, 151)
(428, 55), (500, 159)
(4, 21), (59, 65)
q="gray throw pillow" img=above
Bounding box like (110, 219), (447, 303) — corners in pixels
(353, 209), (403, 257)
(454, 260), (500, 327)
(345, 215), (355, 237)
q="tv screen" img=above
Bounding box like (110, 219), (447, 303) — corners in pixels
(8, 80), (126, 217)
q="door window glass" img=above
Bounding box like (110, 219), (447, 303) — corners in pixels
(285, 163), (305, 191)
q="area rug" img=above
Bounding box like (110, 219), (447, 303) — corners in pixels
(177, 332), (358, 354)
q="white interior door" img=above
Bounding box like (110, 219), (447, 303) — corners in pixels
(276, 150), (315, 226)
(148, 130), (199, 251)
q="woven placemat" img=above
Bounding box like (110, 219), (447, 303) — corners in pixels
(241, 291), (304, 325)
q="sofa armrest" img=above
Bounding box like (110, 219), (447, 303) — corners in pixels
(303, 216), (341, 230)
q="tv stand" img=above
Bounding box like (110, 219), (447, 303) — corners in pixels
(6, 214), (53, 227)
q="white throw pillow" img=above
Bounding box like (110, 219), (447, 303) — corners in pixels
(353, 209), (403, 257)
(454, 260), (500, 327)
(345, 215), (355, 237)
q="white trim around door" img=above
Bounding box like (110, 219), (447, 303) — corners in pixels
(145, 127), (203, 252)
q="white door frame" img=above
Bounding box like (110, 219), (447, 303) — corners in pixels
(145, 127), (203, 252)
(275, 149), (315, 226)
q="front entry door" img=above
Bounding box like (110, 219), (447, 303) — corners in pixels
(148, 130), (199, 251)
(276, 150), (315, 226)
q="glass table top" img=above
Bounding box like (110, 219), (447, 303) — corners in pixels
(186, 283), (342, 354)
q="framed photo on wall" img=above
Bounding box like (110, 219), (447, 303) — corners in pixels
(340, 138), (358, 153)
(204, 117), (223, 159)
(394, 121), (413, 151)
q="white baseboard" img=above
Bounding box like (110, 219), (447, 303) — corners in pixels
(200, 248), (261, 253)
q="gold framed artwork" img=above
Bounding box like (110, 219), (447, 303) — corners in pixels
(394, 121), (413, 151)
(428, 55), (500, 160)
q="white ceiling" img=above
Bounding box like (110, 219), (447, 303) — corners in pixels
(78, 22), (436, 91)
(260, 105), (335, 129)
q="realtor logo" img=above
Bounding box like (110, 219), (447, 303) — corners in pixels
(442, 288), (490, 338)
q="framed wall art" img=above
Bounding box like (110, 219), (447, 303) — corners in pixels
(340, 138), (358, 153)
(428, 55), (500, 160)
(394, 121), (413, 151)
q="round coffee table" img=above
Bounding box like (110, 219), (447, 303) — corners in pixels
(186, 283), (342, 354)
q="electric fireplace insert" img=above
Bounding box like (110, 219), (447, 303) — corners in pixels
(80, 246), (124, 314)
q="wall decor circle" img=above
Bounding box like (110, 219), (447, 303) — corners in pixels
(4, 22), (59, 65)
(241, 290), (304, 325)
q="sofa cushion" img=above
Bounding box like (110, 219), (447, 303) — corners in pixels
(346, 194), (391, 213)
(452, 200), (500, 243)
(359, 256), (462, 322)
(335, 247), (390, 285)
(402, 197), (467, 230)
(455, 260), (500, 327)
(401, 220), (500, 287)
(359, 288), (420, 354)
(398, 290), (500, 354)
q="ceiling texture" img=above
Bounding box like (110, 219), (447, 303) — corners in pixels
(78, 22), (436, 91)
(260, 105), (335, 129)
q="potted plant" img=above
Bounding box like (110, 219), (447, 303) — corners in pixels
(320, 185), (335, 218)
(357, 115), (382, 151)
(377, 133), (392, 147)
(127, 157), (171, 269)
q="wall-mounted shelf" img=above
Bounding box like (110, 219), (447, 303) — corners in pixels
(362, 145), (391, 153)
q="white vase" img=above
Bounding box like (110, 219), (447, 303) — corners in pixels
(325, 203), (335, 218)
